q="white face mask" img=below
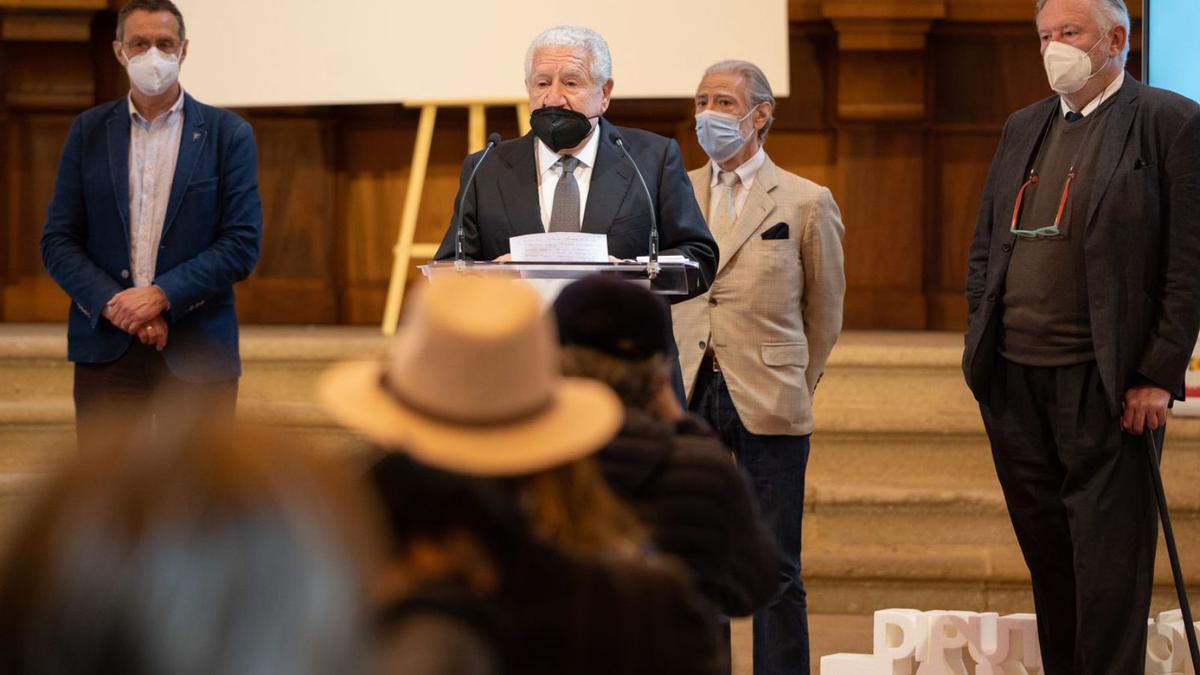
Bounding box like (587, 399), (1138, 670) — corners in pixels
(695, 108), (756, 163)
(124, 47), (180, 97)
(1042, 34), (1109, 95)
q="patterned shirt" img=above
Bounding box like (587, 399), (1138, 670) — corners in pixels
(127, 89), (185, 289)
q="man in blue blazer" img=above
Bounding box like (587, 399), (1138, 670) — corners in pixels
(41, 0), (262, 437)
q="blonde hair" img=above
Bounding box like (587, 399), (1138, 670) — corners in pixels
(518, 458), (648, 559)
(560, 344), (667, 409)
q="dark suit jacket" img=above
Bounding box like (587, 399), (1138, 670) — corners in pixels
(41, 93), (263, 383)
(433, 119), (718, 297)
(964, 77), (1200, 414)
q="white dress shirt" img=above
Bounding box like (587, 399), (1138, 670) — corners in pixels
(1060, 70), (1125, 118)
(535, 127), (601, 231)
(128, 88), (185, 289)
(707, 147), (767, 220)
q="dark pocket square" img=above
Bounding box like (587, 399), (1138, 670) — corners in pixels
(760, 223), (789, 240)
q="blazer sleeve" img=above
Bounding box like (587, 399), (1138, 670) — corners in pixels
(654, 138), (719, 297)
(801, 187), (846, 394)
(40, 116), (126, 329)
(434, 154), (481, 261)
(1136, 109), (1200, 394)
(153, 120), (263, 322)
(966, 119), (1011, 320)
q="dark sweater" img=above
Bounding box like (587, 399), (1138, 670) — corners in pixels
(596, 408), (781, 617)
(1002, 97), (1117, 366)
(367, 453), (723, 675)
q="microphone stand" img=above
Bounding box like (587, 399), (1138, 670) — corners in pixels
(455, 132), (502, 271)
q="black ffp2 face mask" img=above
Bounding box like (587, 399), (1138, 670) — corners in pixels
(530, 106), (596, 152)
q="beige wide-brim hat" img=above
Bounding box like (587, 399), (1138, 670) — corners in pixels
(318, 276), (623, 477)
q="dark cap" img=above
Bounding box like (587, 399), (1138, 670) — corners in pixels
(552, 275), (673, 361)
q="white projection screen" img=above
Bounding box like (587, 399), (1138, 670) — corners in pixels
(173, 0), (790, 107)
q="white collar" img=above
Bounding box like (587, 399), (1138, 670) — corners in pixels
(709, 146), (767, 188)
(1060, 70), (1124, 118)
(128, 87), (186, 124)
(536, 123), (601, 176)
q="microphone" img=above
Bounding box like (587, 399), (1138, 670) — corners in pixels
(608, 129), (660, 278)
(455, 132), (503, 269)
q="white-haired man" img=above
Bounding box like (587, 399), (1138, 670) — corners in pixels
(673, 60), (845, 675)
(434, 25), (718, 400)
(435, 25), (716, 279)
(963, 0), (1200, 672)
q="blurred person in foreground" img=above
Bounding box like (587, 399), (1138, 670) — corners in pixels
(321, 276), (723, 675)
(0, 413), (376, 675)
(553, 276), (779, 615)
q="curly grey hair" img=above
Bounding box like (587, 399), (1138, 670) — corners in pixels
(524, 26), (613, 88)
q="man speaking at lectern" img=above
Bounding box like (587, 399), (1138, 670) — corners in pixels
(433, 25), (718, 294)
(964, 0), (1200, 672)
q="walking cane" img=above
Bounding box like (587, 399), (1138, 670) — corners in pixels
(1144, 429), (1200, 668)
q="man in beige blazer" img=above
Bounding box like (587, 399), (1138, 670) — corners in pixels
(673, 60), (845, 675)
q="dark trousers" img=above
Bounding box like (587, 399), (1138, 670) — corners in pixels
(980, 357), (1159, 675)
(74, 342), (238, 450)
(692, 365), (811, 675)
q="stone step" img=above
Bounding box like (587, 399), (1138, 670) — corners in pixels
(0, 398), (370, 466)
(0, 324), (388, 403)
(801, 480), (1200, 618)
(805, 550), (1200, 619)
(807, 428), (1200, 497)
(3, 327), (1197, 626)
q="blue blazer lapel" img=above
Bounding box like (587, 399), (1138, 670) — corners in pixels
(496, 133), (544, 237)
(106, 103), (132, 251)
(1084, 77), (1139, 233)
(162, 93), (208, 240)
(581, 120), (633, 235)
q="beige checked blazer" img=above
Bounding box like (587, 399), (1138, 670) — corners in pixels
(672, 155), (845, 436)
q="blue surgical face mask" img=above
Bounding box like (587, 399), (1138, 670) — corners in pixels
(695, 108), (755, 163)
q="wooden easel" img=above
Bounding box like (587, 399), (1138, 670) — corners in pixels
(380, 99), (531, 335)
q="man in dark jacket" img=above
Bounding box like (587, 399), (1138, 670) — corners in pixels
(963, 1), (1200, 672)
(553, 276), (780, 620)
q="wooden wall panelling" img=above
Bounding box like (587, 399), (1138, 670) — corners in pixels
(923, 23), (1046, 331)
(337, 106), (483, 325)
(838, 125), (927, 328)
(4, 37), (93, 108)
(337, 106), (417, 325)
(0, 11), (7, 318)
(89, 8), (121, 105)
(235, 112), (338, 324)
(931, 23), (1050, 128)
(945, 0), (1143, 22)
(0, 8), (100, 321)
(836, 48), (926, 122)
(2, 113), (73, 320)
(828, 8), (938, 329)
(925, 130), (998, 329)
(0, 1), (107, 9)
(778, 21), (836, 133)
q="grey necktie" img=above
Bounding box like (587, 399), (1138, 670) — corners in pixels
(548, 155), (582, 233)
(710, 170), (741, 246)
